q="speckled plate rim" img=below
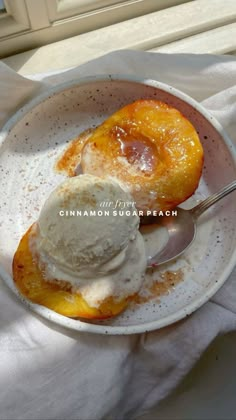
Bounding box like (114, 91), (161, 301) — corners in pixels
(0, 74), (236, 335)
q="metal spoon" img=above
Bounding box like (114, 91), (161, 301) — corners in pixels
(145, 180), (236, 268)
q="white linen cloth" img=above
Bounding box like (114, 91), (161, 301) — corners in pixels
(0, 51), (236, 420)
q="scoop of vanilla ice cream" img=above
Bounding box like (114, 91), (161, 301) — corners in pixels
(34, 175), (146, 306)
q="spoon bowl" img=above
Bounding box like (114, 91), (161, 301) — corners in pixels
(146, 180), (236, 267)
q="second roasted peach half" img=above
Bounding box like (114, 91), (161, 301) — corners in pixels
(80, 99), (204, 211)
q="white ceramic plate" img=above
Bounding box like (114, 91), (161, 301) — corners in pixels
(0, 75), (235, 335)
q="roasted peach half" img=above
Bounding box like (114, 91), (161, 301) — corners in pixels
(80, 99), (204, 211)
(12, 224), (130, 319)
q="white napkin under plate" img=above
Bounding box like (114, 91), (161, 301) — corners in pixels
(0, 51), (236, 420)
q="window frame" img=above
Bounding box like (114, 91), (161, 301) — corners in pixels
(47, 0), (132, 22)
(0, 0), (30, 38)
(0, 0), (191, 59)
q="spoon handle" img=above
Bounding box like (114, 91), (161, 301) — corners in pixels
(190, 180), (236, 219)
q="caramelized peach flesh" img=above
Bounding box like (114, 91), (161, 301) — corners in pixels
(81, 99), (204, 211)
(12, 224), (129, 319)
